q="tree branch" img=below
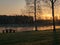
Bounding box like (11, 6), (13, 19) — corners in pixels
(50, 0), (52, 2)
(50, 0), (56, 3)
(54, 0), (56, 3)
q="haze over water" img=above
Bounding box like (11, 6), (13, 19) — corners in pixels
(0, 26), (60, 33)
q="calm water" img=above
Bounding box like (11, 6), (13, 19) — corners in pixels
(0, 26), (60, 33)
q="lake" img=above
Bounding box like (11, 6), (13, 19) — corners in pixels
(0, 25), (60, 33)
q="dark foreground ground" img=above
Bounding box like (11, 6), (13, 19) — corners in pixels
(0, 29), (60, 45)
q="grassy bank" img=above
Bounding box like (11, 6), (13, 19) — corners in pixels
(0, 30), (60, 45)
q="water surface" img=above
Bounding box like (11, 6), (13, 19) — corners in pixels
(0, 26), (60, 33)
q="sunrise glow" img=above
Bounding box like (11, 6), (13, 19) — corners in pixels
(37, 14), (60, 20)
(0, 0), (60, 20)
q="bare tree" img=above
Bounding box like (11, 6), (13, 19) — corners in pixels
(50, 0), (56, 32)
(25, 0), (42, 31)
(42, 0), (57, 32)
(25, 0), (34, 16)
(34, 0), (37, 31)
(20, 9), (26, 16)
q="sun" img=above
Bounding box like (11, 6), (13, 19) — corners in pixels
(38, 14), (52, 20)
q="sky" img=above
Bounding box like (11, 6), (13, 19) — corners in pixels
(0, 0), (26, 15)
(0, 0), (60, 20)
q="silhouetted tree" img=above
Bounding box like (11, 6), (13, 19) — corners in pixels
(50, 0), (56, 32)
(42, 0), (57, 32)
(25, 0), (42, 31)
(34, 0), (37, 31)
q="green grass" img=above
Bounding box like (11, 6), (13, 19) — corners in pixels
(0, 30), (60, 45)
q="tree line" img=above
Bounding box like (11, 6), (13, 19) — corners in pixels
(0, 15), (33, 26)
(0, 15), (60, 26)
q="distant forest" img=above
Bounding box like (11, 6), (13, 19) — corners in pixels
(0, 15), (33, 24)
(0, 15), (60, 26)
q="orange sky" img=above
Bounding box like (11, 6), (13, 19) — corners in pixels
(0, 0), (60, 20)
